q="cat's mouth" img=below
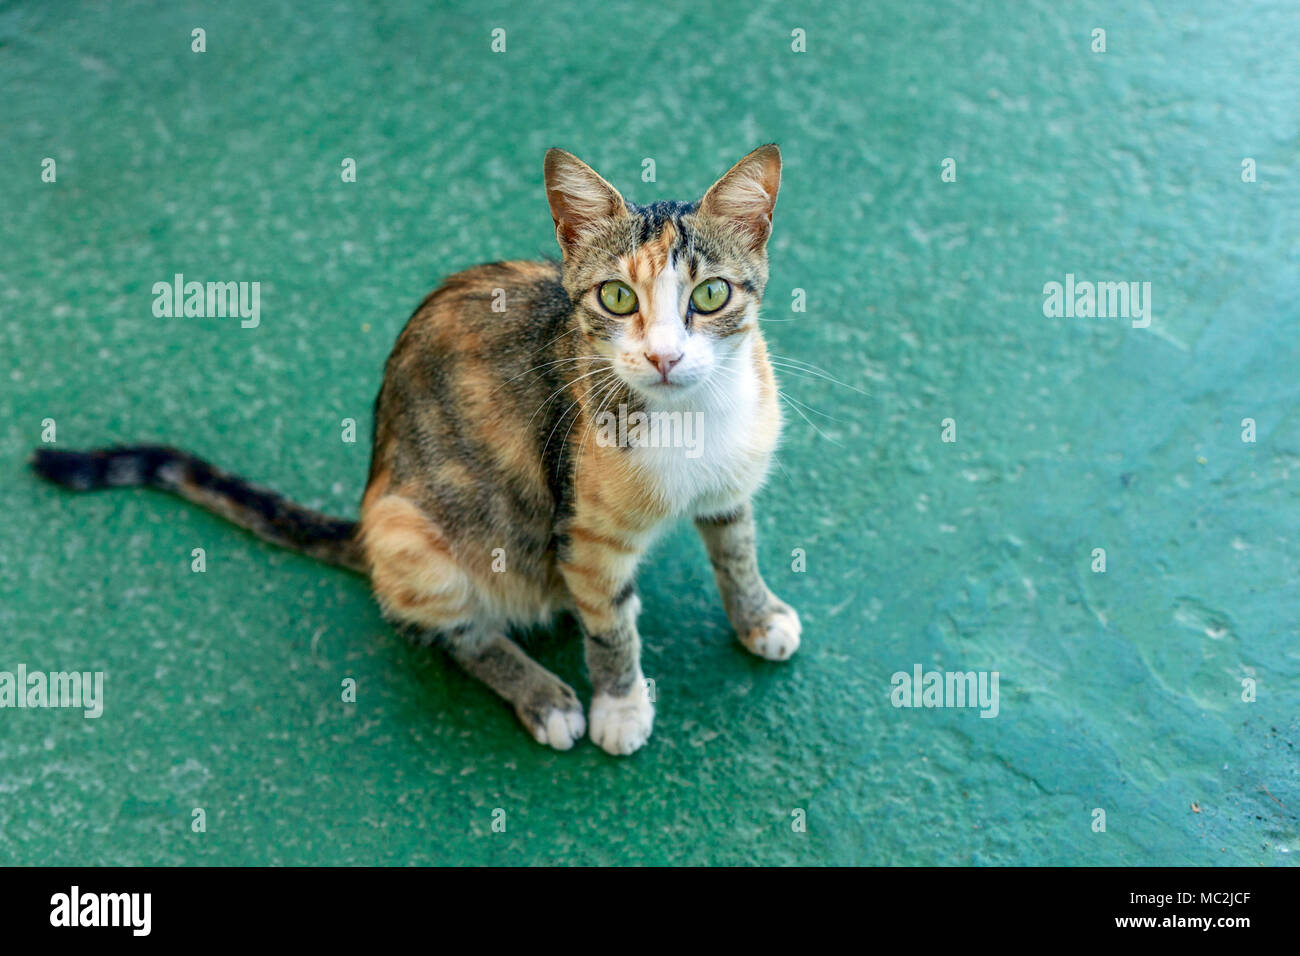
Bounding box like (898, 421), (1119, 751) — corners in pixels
(613, 354), (713, 399)
(620, 364), (685, 392)
(627, 369), (702, 397)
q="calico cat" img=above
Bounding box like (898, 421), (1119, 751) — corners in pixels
(31, 145), (800, 755)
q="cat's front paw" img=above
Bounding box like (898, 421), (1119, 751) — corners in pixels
(589, 683), (654, 756)
(516, 680), (586, 751)
(739, 597), (801, 661)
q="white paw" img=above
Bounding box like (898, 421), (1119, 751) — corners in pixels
(589, 683), (655, 756)
(526, 702), (586, 751)
(741, 601), (801, 661)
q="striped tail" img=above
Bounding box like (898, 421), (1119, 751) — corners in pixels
(31, 445), (365, 573)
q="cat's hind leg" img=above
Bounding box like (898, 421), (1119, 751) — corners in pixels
(441, 625), (586, 749)
(361, 493), (584, 750)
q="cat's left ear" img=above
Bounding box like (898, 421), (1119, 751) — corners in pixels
(699, 144), (782, 251)
(544, 149), (628, 255)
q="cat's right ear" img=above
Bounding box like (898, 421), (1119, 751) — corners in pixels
(544, 149), (628, 255)
(699, 144), (782, 252)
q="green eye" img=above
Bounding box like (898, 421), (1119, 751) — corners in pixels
(599, 280), (638, 315)
(690, 278), (731, 314)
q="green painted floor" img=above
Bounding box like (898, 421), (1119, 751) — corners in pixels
(2, 0), (1297, 866)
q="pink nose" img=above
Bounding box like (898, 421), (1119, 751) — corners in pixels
(644, 352), (683, 378)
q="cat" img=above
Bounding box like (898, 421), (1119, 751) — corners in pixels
(31, 145), (801, 755)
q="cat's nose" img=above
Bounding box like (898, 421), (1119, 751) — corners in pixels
(644, 351), (684, 379)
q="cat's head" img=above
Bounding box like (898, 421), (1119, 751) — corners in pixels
(544, 145), (781, 401)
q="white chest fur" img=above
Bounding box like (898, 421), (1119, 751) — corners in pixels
(623, 342), (776, 517)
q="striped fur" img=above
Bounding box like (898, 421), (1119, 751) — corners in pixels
(31, 446), (362, 570)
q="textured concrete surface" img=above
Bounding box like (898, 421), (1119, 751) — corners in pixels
(1, 1), (1297, 865)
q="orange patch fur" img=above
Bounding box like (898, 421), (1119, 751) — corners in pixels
(360, 495), (470, 626)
